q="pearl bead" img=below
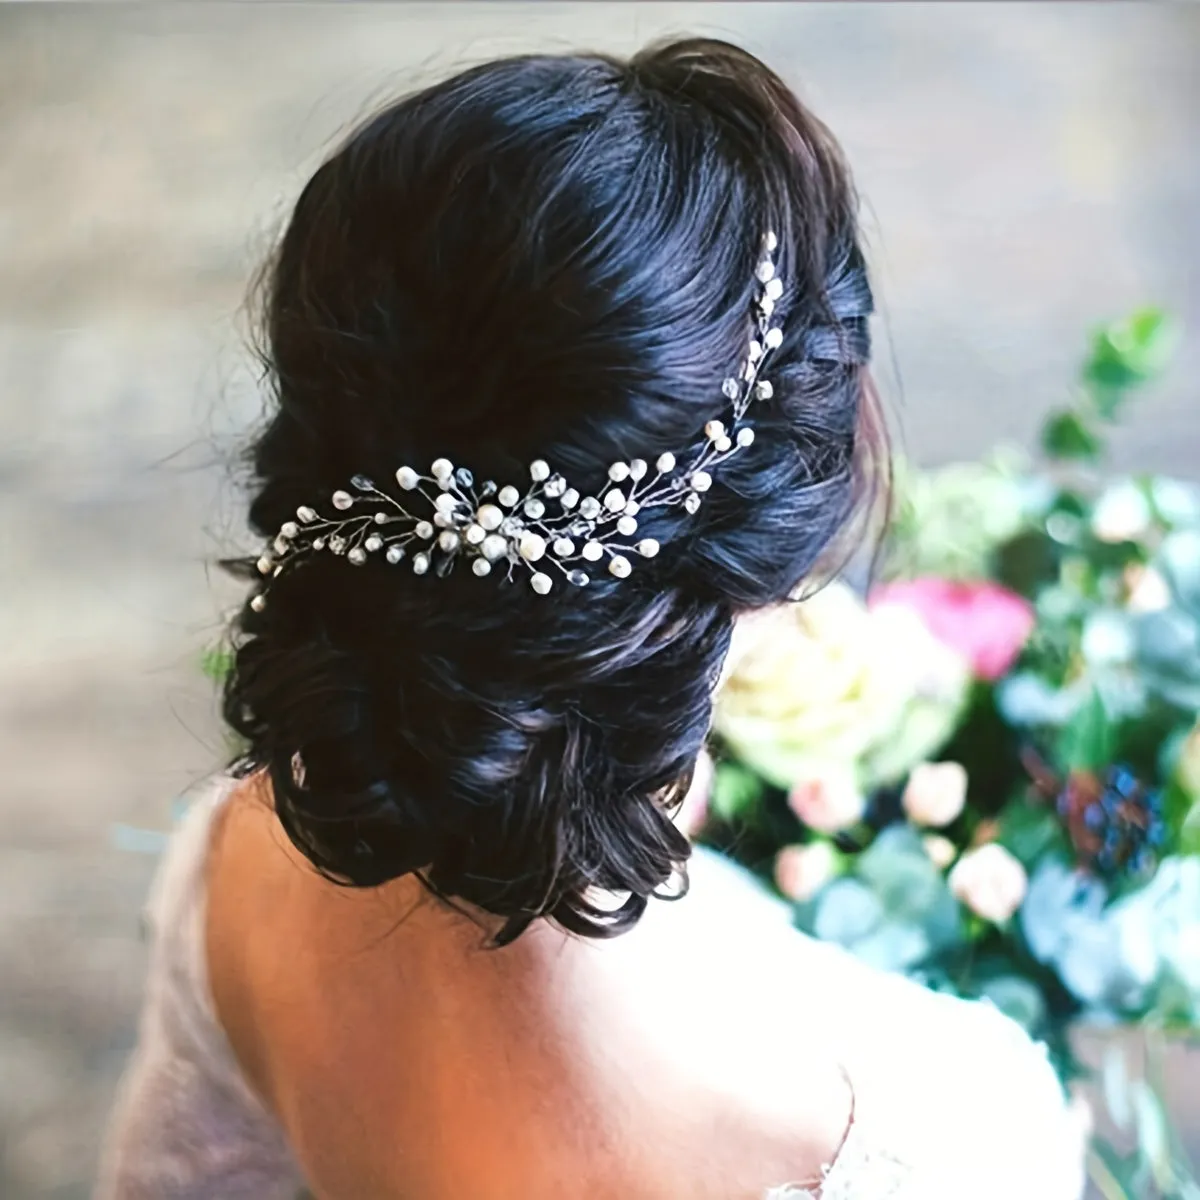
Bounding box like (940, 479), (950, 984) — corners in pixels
(348, 547), (367, 565)
(256, 555), (273, 575)
(465, 523), (486, 545)
(439, 530), (461, 553)
(481, 534), (508, 561)
(386, 545), (405, 564)
(375, 512), (388, 524)
(518, 532), (546, 562)
(716, 436), (732, 452)
(755, 380), (773, 400)
(684, 493), (702, 515)
(760, 296), (775, 317)
(365, 534), (383, 552)
(472, 557), (492, 577)
(705, 420), (726, 442)
(617, 515), (637, 536)
(748, 340), (763, 362)
(755, 259), (775, 283)
(764, 327), (783, 349)
(582, 541), (604, 562)
(737, 427), (756, 447)
(561, 488), (580, 510)
(332, 490), (353, 511)
(629, 459), (647, 482)
(430, 458), (453, 481)
(603, 488), (625, 512)
(765, 277), (783, 301)
(553, 537), (575, 557)
(530, 459), (550, 482)
(250, 593), (267, 612)
(412, 552), (430, 575)
(395, 466), (419, 490)
(544, 475), (566, 498)
(477, 504), (504, 531)
(624, 500), (640, 517)
(433, 512), (453, 529)
(608, 555), (632, 579)
(415, 521), (434, 540)
(608, 462), (630, 483)
(313, 537), (327, 550)
(297, 506), (317, 523)
(656, 452), (676, 473)
(765, 231), (778, 252)
(498, 486), (519, 508)
(530, 572), (552, 595)
(524, 498), (546, 519)
(637, 539), (660, 558)
(280, 521), (299, 539)
(435, 492), (458, 514)
(579, 496), (601, 520)
(690, 471), (712, 493)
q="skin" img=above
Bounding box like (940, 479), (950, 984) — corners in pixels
(206, 775), (854, 1199)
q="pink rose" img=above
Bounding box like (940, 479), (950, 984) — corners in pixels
(674, 749), (714, 838)
(871, 578), (1035, 681)
(949, 843), (1028, 923)
(788, 766), (866, 833)
(774, 842), (841, 902)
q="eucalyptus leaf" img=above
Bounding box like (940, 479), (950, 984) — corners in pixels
(1057, 688), (1114, 772)
(1088, 1139), (1146, 1200)
(813, 878), (884, 945)
(1042, 411), (1103, 462)
(977, 974), (1046, 1032)
(710, 761), (764, 823)
(1160, 529), (1200, 618)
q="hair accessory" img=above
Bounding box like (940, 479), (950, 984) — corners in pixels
(249, 232), (782, 607)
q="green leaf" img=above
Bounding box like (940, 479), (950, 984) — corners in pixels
(1088, 1139), (1145, 1200)
(1083, 308), (1179, 402)
(709, 761), (764, 823)
(1056, 688), (1114, 772)
(1042, 411), (1104, 462)
(998, 801), (1069, 867)
(977, 974), (1047, 1032)
(200, 645), (234, 684)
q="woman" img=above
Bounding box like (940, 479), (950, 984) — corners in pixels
(98, 38), (1086, 1199)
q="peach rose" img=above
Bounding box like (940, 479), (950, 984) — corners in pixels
(774, 842), (841, 902)
(949, 843), (1028, 923)
(788, 765), (866, 834)
(902, 761), (969, 828)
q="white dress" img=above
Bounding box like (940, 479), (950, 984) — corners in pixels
(97, 778), (1087, 1199)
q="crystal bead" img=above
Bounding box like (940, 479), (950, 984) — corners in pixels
(430, 458), (453, 481)
(481, 534), (508, 561)
(329, 536), (347, 555)
(721, 378), (739, 400)
(498, 485), (520, 508)
(530, 572), (552, 595)
(455, 467), (474, 489)
(765, 277), (783, 301)
(256, 555), (273, 575)
(579, 496), (601, 520)
(479, 480), (498, 498)
(617, 515), (637, 537)
(716, 436), (733, 452)
(438, 530), (460, 553)
(656, 452), (676, 473)
(561, 488), (580, 510)
(280, 521), (299, 539)
(544, 475), (567, 498)
(737, 427), (756, 447)
(472, 557), (492, 577)
(629, 459), (648, 482)
(764, 327), (783, 349)
(477, 503), (504, 531)
(348, 547), (367, 565)
(553, 537), (575, 558)
(412, 552), (430, 575)
(518, 532), (546, 562)
(569, 519), (594, 537)
(608, 555), (632, 579)
(465, 523), (486, 545)
(297, 505), (317, 523)
(608, 462), (630, 483)
(755, 380), (773, 400)
(705, 420), (726, 441)
(352, 474), (373, 490)
(755, 260), (775, 283)
(637, 539), (660, 558)
(395, 466), (419, 490)
(500, 516), (523, 536)
(524, 498), (546, 520)
(365, 534), (383, 552)
(603, 488), (625, 512)
(691, 471), (712, 492)
(250, 593), (267, 613)
(530, 459), (550, 482)
(386, 545), (405, 564)
(582, 541), (604, 562)
(415, 521), (434, 540)
(332, 490), (353, 511)
(684, 493), (702, 515)
(567, 570), (590, 587)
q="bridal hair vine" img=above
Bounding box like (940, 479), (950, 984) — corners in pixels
(249, 232), (784, 609)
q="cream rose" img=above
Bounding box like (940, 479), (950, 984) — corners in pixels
(922, 833), (959, 870)
(949, 843), (1028, 923)
(774, 841), (841, 902)
(902, 761), (968, 828)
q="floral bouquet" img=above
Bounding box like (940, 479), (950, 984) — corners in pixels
(690, 309), (1200, 1197)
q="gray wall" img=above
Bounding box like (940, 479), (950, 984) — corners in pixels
(1, 5), (1197, 1196)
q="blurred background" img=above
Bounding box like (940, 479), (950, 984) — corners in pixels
(1, 4), (1197, 1196)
